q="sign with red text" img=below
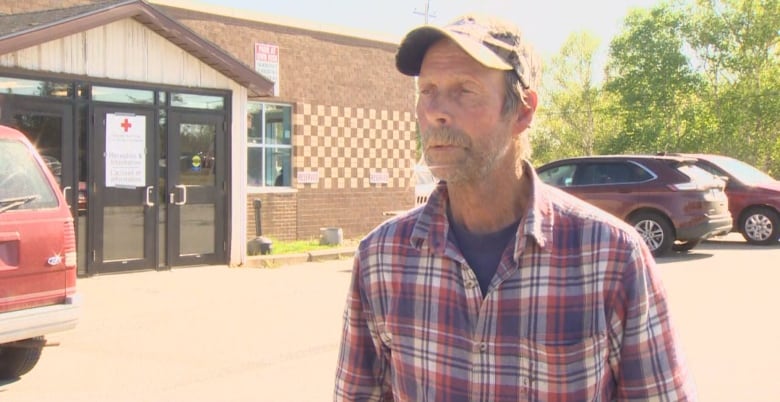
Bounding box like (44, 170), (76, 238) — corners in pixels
(105, 113), (146, 188)
(254, 43), (280, 96)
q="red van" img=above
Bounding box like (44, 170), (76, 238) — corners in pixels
(0, 125), (80, 379)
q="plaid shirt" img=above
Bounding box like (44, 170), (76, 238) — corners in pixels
(334, 168), (696, 401)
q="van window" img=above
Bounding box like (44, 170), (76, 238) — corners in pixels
(0, 139), (58, 210)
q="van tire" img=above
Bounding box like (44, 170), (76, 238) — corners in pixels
(0, 336), (45, 379)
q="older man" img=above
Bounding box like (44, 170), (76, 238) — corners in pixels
(334, 13), (695, 401)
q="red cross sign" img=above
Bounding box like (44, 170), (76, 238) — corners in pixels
(120, 118), (132, 132)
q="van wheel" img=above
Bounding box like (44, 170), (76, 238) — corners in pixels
(740, 207), (779, 245)
(630, 212), (673, 257)
(0, 337), (45, 379)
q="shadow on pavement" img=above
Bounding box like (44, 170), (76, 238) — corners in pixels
(656, 236), (780, 264)
(656, 251), (714, 264)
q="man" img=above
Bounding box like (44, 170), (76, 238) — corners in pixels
(334, 14), (695, 401)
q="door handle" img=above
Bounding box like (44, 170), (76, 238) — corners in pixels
(63, 186), (72, 207)
(171, 185), (187, 206)
(145, 186), (155, 207)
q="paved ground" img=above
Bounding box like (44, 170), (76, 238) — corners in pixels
(1, 233), (779, 401)
(0, 259), (354, 402)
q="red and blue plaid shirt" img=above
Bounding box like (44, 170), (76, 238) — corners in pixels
(335, 167), (695, 401)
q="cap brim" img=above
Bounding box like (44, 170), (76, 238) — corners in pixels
(396, 25), (513, 76)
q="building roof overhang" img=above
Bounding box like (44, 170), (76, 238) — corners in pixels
(0, 0), (274, 97)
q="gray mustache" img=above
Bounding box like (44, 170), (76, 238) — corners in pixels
(422, 127), (470, 148)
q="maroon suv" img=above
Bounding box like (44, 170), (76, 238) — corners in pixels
(0, 125), (80, 379)
(678, 153), (780, 245)
(537, 155), (733, 256)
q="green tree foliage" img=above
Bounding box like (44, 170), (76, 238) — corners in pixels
(534, 32), (622, 164)
(685, 0), (780, 173)
(535, 0), (780, 176)
(603, 3), (707, 154)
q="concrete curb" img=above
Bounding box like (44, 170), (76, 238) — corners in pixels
(243, 247), (356, 268)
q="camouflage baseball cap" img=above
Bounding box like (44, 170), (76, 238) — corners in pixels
(396, 13), (540, 90)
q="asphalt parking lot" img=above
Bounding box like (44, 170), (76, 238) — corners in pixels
(1, 233), (779, 401)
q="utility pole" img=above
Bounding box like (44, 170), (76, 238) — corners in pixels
(413, 0), (436, 24)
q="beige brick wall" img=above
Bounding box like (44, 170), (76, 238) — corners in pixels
(164, 6), (419, 243)
(248, 186), (413, 243)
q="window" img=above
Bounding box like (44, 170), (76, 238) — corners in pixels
(0, 76), (71, 98)
(538, 163), (576, 187)
(0, 139), (58, 210)
(247, 101), (292, 187)
(576, 162), (651, 185)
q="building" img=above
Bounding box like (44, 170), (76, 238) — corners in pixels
(0, 0), (417, 275)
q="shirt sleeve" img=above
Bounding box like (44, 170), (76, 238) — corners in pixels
(333, 256), (393, 401)
(608, 241), (697, 401)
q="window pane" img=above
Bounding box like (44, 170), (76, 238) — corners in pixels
(0, 139), (59, 209)
(171, 93), (224, 110)
(92, 86), (154, 104)
(179, 123), (216, 187)
(265, 104), (291, 145)
(0, 77), (71, 98)
(248, 146), (264, 186)
(248, 102), (263, 144)
(266, 147), (291, 186)
(180, 204), (215, 255)
(103, 206), (144, 261)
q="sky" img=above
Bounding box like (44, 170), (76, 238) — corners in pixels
(193, 0), (661, 60)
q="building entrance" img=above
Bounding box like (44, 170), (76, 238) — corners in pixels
(0, 78), (230, 275)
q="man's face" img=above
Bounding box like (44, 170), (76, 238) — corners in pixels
(416, 38), (518, 185)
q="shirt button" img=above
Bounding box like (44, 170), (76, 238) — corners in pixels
(465, 280), (477, 289)
(479, 343), (487, 352)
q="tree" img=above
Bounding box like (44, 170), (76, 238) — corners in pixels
(604, 3), (707, 154)
(685, 0), (780, 173)
(533, 31), (621, 163)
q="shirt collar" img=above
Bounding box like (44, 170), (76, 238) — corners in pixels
(410, 160), (555, 258)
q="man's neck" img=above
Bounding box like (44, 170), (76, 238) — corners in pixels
(446, 163), (531, 234)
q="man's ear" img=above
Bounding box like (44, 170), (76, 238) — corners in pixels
(513, 90), (538, 134)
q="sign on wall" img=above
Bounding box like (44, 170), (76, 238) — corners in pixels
(297, 171), (319, 184)
(254, 43), (280, 96)
(370, 171), (389, 184)
(105, 113), (146, 188)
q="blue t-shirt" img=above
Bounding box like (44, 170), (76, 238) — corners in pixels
(448, 213), (519, 296)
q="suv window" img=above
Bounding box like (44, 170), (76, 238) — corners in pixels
(677, 163), (719, 183)
(537, 164), (576, 186)
(0, 139), (58, 210)
(575, 162), (653, 185)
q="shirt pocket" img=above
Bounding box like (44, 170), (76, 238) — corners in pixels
(518, 333), (611, 401)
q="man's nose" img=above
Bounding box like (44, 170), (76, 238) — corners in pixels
(417, 95), (451, 127)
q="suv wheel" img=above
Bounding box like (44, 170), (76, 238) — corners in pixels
(740, 207), (779, 245)
(630, 212), (673, 257)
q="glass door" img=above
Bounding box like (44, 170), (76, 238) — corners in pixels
(167, 111), (226, 266)
(90, 106), (157, 273)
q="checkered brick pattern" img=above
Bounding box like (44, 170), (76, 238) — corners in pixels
(295, 102), (418, 189)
